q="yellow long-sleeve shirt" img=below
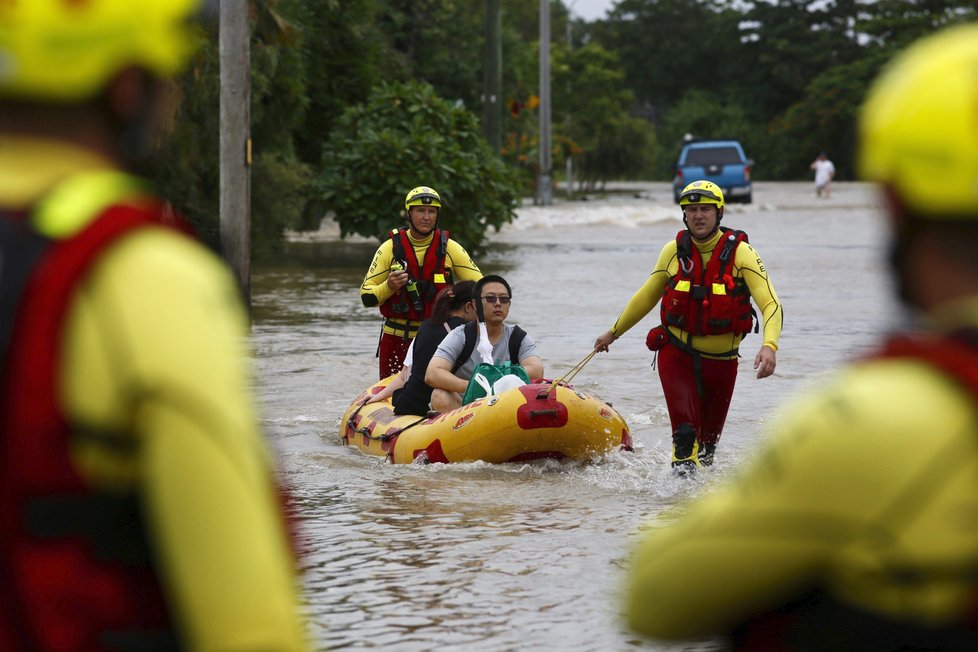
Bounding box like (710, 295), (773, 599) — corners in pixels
(360, 229), (481, 335)
(1, 136), (308, 651)
(609, 228), (783, 358)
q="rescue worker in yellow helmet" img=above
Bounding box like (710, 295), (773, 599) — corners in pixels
(594, 179), (782, 471)
(360, 185), (482, 379)
(0, 1), (308, 649)
(624, 22), (978, 649)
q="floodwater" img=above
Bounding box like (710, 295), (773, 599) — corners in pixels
(252, 181), (899, 651)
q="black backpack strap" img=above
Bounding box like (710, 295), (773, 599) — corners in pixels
(676, 230), (692, 261)
(438, 229), (449, 258)
(508, 325), (527, 364)
(451, 323), (528, 373)
(452, 321), (479, 373)
(389, 227), (406, 263)
(716, 227), (748, 277)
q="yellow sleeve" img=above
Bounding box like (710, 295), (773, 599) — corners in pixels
(736, 242), (783, 351)
(445, 239), (482, 281)
(624, 359), (978, 640)
(609, 241), (675, 336)
(360, 239), (397, 308)
(63, 228), (309, 651)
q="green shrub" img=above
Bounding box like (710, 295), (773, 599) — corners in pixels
(319, 80), (521, 251)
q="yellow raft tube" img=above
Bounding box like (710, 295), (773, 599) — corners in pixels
(340, 377), (633, 464)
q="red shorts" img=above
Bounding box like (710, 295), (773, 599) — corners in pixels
(656, 342), (738, 446)
(378, 331), (412, 380)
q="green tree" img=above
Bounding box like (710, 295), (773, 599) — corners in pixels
(318, 80), (521, 250)
(767, 54), (886, 180)
(249, 0), (314, 253)
(552, 42), (656, 189)
(150, 0), (313, 253)
(292, 0), (393, 181)
(592, 0), (742, 119)
(577, 115), (657, 189)
(734, 0), (863, 124)
(147, 35), (220, 247)
(653, 89), (755, 178)
(858, 0), (977, 48)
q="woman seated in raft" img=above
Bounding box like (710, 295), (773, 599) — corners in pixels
(366, 280), (478, 415)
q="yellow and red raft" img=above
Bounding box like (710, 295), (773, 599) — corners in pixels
(339, 377), (632, 464)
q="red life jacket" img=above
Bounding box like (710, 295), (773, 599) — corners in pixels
(379, 227), (453, 321)
(660, 227), (756, 336)
(0, 200), (193, 651)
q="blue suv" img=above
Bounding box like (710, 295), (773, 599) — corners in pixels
(673, 139), (753, 204)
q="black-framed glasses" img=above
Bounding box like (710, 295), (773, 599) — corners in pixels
(481, 294), (511, 305)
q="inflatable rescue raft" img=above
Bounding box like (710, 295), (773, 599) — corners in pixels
(340, 377), (632, 464)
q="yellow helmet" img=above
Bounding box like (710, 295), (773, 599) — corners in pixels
(0, 0), (203, 102)
(858, 22), (978, 218)
(679, 180), (725, 210)
(405, 186), (442, 211)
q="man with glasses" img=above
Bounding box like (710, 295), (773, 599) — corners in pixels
(426, 274), (544, 412)
(594, 180), (782, 472)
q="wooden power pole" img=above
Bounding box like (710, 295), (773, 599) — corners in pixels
(219, 0), (252, 307)
(537, 0), (553, 205)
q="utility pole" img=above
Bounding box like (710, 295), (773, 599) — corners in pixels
(537, 0), (553, 205)
(483, 0), (502, 154)
(219, 0), (252, 308)
(565, 4), (574, 198)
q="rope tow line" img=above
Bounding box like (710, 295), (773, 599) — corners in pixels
(346, 400), (429, 442)
(547, 350), (597, 392)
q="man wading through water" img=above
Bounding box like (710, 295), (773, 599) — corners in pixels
(594, 180), (782, 472)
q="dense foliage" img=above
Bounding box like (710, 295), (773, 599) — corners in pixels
(152, 0), (977, 252)
(319, 81), (521, 249)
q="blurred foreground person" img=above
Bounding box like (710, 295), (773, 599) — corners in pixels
(625, 23), (978, 650)
(0, 1), (308, 649)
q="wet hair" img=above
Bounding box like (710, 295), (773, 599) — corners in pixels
(428, 280), (477, 325)
(476, 274), (512, 299)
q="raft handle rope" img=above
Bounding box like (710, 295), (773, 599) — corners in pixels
(546, 350), (597, 393)
(346, 399), (429, 442)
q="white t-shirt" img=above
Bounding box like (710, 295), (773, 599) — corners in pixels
(813, 159), (835, 187)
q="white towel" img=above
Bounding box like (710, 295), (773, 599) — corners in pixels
(476, 322), (494, 365)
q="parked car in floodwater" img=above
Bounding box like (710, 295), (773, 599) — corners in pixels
(673, 139), (753, 204)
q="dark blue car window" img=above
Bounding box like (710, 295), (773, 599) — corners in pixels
(685, 147), (742, 166)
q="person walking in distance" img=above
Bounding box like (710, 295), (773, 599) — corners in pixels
(810, 150), (836, 198)
(594, 180), (782, 471)
(0, 2), (308, 649)
(625, 23), (978, 650)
